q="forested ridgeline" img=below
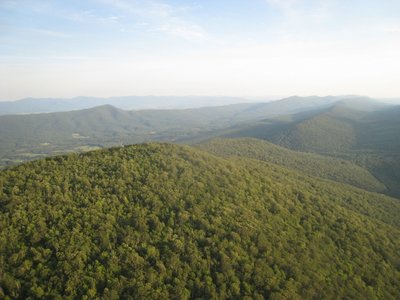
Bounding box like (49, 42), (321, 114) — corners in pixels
(0, 143), (399, 299)
(218, 104), (400, 198)
(195, 137), (386, 193)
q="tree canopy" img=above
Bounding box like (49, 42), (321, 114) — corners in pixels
(0, 143), (399, 299)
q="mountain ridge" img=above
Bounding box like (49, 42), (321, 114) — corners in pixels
(1, 97), (399, 197)
(0, 96), (254, 115)
(0, 143), (399, 298)
(0, 96), (353, 167)
(196, 137), (386, 193)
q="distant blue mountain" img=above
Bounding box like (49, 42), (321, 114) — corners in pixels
(0, 96), (253, 115)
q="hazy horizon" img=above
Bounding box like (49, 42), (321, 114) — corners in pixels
(2, 94), (400, 106)
(1, 0), (400, 100)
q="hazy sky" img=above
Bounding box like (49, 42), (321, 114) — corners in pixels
(1, 0), (400, 100)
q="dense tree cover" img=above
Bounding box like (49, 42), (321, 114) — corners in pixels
(0, 143), (400, 299)
(223, 98), (396, 154)
(223, 103), (400, 198)
(0, 96), (359, 168)
(196, 137), (386, 193)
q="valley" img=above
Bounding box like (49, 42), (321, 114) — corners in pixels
(1, 96), (399, 197)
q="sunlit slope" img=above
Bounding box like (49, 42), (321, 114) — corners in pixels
(0, 143), (399, 299)
(0, 96), (340, 167)
(222, 101), (400, 197)
(223, 98), (396, 153)
(196, 137), (386, 192)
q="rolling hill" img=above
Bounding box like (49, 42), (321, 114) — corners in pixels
(0, 143), (399, 299)
(0, 96), (344, 167)
(1, 96), (398, 197)
(195, 137), (386, 193)
(0, 95), (339, 116)
(222, 97), (394, 153)
(221, 99), (400, 197)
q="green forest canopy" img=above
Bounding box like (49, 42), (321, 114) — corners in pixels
(195, 137), (386, 193)
(0, 143), (399, 299)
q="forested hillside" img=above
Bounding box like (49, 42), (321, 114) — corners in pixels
(1, 144), (399, 299)
(0, 96), (342, 167)
(222, 101), (400, 197)
(223, 98), (394, 153)
(196, 138), (386, 192)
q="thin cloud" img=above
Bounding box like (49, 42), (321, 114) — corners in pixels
(69, 10), (120, 25)
(97, 0), (208, 42)
(69, 10), (97, 22)
(24, 28), (74, 38)
(66, 9), (127, 33)
(266, 0), (298, 10)
(266, 0), (331, 22)
(155, 22), (206, 42)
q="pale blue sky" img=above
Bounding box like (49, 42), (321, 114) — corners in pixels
(1, 0), (400, 100)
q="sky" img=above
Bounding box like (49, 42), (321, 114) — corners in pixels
(1, 0), (400, 101)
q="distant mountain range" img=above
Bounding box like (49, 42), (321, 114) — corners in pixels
(1, 95), (399, 197)
(222, 97), (393, 152)
(0, 96), (344, 162)
(220, 97), (399, 197)
(0, 96), (255, 115)
(0, 95), (359, 116)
